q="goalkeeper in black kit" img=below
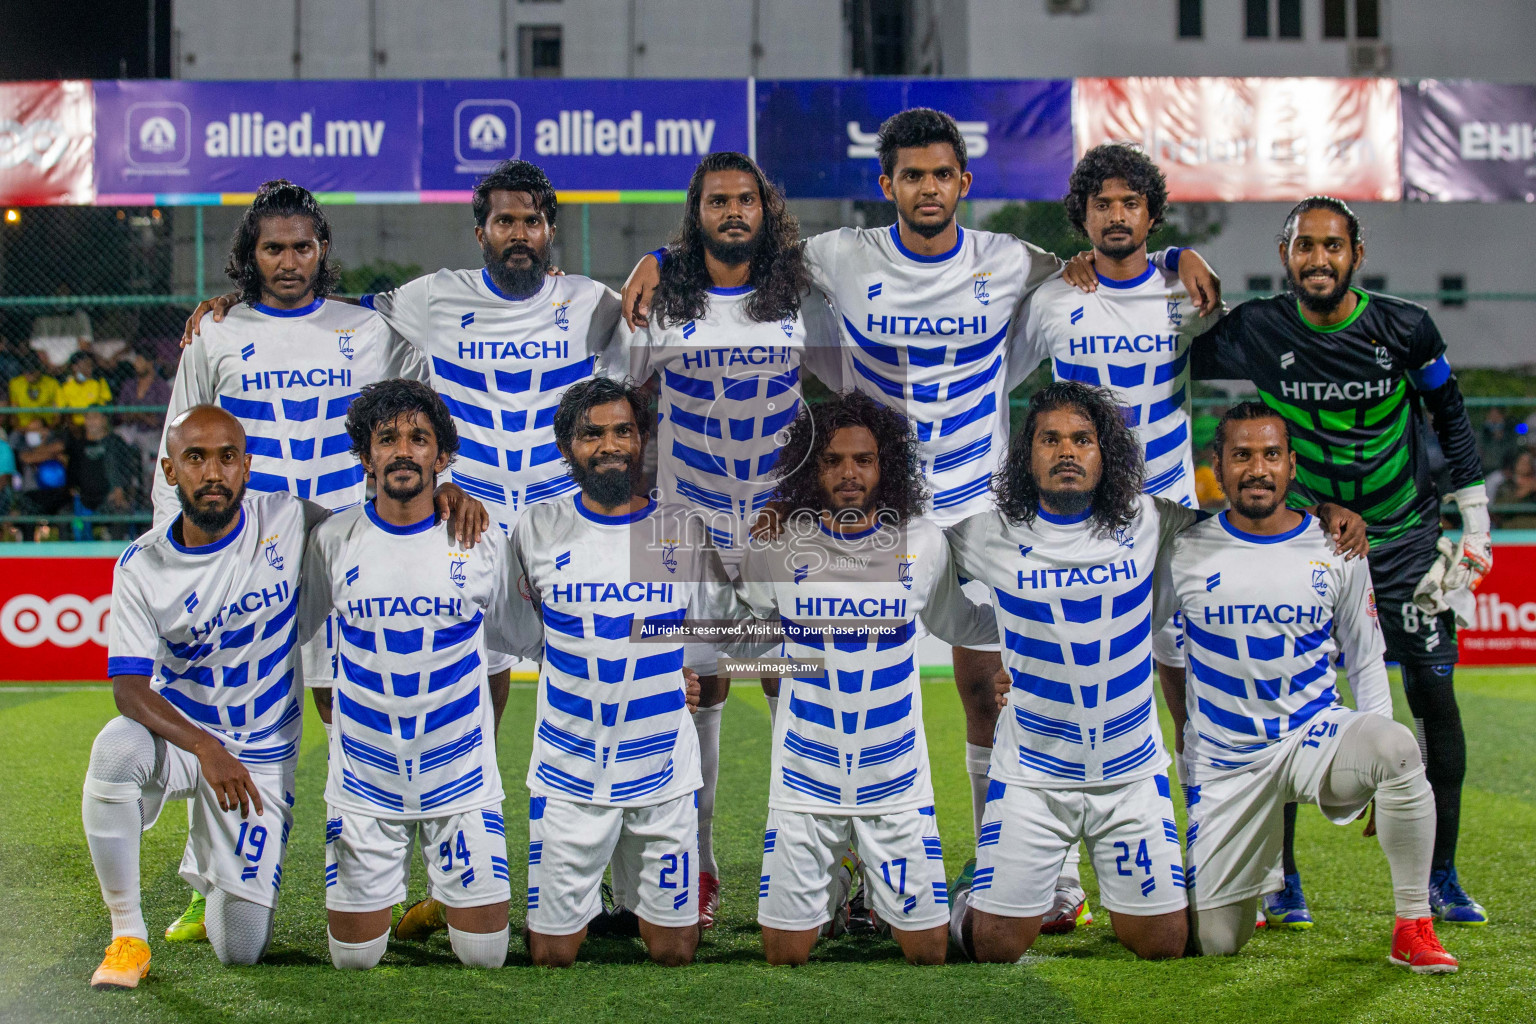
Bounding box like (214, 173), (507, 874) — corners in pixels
(1188, 196), (1490, 925)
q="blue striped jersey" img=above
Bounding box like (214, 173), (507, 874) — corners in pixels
(511, 496), (737, 807)
(1156, 511), (1391, 772)
(735, 516), (997, 813)
(805, 226), (1063, 526)
(154, 297), (428, 523)
(299, 502), (530, 818)
(1020, 265), (1213, 507)
(625, 286), (842, 564)
(364, 269), (623, 529)
(107, 492), (320, 773)
(946, 494), (1199, 787)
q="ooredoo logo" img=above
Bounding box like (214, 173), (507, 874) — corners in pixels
(0, 594), (112, 649)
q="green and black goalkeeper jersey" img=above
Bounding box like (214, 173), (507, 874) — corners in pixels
(1191, 288), (1483, 551)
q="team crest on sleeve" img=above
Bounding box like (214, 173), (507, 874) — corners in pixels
(262, 535), (284, 571)
(1309, 561), (1330, 597)
(896, 554), (916, 591)
(972, 272), (991, 306)
(660, 539), (679, 575)
(335, 330), (355, 360)
(448, 552), (469, 589)
(553, 300), (571, 332)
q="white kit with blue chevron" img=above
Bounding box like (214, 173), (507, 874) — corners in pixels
(364, 270), (623, 530)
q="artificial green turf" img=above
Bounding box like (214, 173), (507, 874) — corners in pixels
(2, 670), (1532, 1023)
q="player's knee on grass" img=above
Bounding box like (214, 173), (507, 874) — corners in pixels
(1110, 909), (1187, 960)
(527, 929), (584, 968)
(1191, 900), (1257, 957)
(205, 887), (274, 966)
(969, 909), (1040, 963)
(640, 920), (698, 967)
(892, 924), (948, 965)
(761, 926), (818, 966)
(328, 929), (387, 970)
(447, 925), (509, 968)
(86, 717), (159, 794)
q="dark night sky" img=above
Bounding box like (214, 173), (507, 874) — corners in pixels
(0, 0), (172, 80)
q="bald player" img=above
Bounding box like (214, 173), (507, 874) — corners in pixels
(82, 406), (486, 989)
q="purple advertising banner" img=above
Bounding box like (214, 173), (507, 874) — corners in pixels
(92, 80), (421, 198)
(1402, 80), (1536, 202)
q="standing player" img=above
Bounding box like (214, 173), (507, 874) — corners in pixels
(1014, 143), (1213, 932)
(298, 379), (528, 971)
(943, 382), (1360, 962)
(1191, 197), (1492, 925)
(625, 151), (842, 925)
(511, 377), (728, 968)
(622, 108), (1225, 853)
(737, 391), (998, 965)
(85, 405), (320, 987)
(1157, 403), (1457, 973)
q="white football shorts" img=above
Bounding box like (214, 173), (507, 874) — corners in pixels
(1184, 705), (1369, 911)
(323, 803), (511, 913)
(969, 773), (1187, 918)
(526, 791), (699, 936)
(757, 804), (950, 931)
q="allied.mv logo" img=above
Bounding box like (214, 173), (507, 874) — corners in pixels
(467, 113), (507, 153)
(138, 116), (178, 154)
(336, 330), (355, 360)
(553, 300), (571, 332)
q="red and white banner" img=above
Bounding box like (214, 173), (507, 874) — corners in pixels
(1073, 76), (1401, 202)
(0, 80), (94, 205)
(1457, 544), (1536, 666)
(0, 558), (113, 681)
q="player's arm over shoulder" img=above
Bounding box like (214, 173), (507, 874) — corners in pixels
(361, 271), (435, 349)
(1152, 494), (1204, 548)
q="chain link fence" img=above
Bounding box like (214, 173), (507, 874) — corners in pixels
(1, 203), (1534, 542)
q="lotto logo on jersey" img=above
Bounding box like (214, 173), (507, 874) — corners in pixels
(336, 330), (355, 360)
(553, 300), (571, 332)
(896, 554), (916, 591)
(448, 552), (469, 589)
(262, 534), (284, 571)
(1310, 562), (1330, 597)
(1166, 296), (1184, 328)
(973, 273), (991, 306)
(659, 540), (679, 575)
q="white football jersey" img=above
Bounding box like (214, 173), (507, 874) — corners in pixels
(946, 494), (1198, 788)
(1156, 511), (1392, 772)
(365, 270), (623, 529)
(804, 226), (1062, 526)
(155, 298), (428, 523)
(511, 496), (736, 807)
(736, 516), (997, 814)
(625, 286), (842, 563)
(1020, 265), (1213, 506)
(299, 501), (531, 819)
(108, 492), (322, 773)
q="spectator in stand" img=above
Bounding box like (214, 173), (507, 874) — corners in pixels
(0, 425), (16, 514)
(12, 416), (70, 518)
(29, 289), (92, 372)
(1479, 407), (1518, 478)
(1494, 451), (1536, 530)
(9, 354), (61, 428)
(0, 336), (26, 384)
(114, 349), (170, 500)
(67, 410), (138, 535)
(58, 351), (112, 427)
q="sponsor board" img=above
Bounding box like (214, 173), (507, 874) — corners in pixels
(1403, 80), (1536, 202)
(1455, 543), (1536, 666)
(0, 80), (94, 205)
(0, 558), (114, 681)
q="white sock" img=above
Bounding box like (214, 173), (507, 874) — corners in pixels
(693, 701), (725, 876)
(965, 742), (992, 837)
(82, 787), (148, 941)
(765, 694), (779, 732)
(328, 929), (388, 970)
(1057, 843), (1083, 890)
(205, 887), (274, 966)
(448, 924), (509, 968)
(1374, 768), (1436, 918)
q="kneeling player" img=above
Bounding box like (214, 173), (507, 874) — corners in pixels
(299, 380), (527, 970)
(1157, 403), (1457, 973)
(86, 406), (325, 985)
(736, 392), (998, 965)
(511, 377), (727, 967)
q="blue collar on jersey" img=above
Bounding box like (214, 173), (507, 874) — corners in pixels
(575, 493), (657, 525)
(1036, 505), (1092, 526)
(819, 518), (883, 540)
(888, 223), (964, 264)
(1094, 262), (1157, 289)
(365, 499), (436, 536)
(707, 284), (754, 296)
(166, 505), (247, 555)
(480, 266), (551, 303)
(252, 296), (324, 317)
(1218, 510), (1313, 544)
